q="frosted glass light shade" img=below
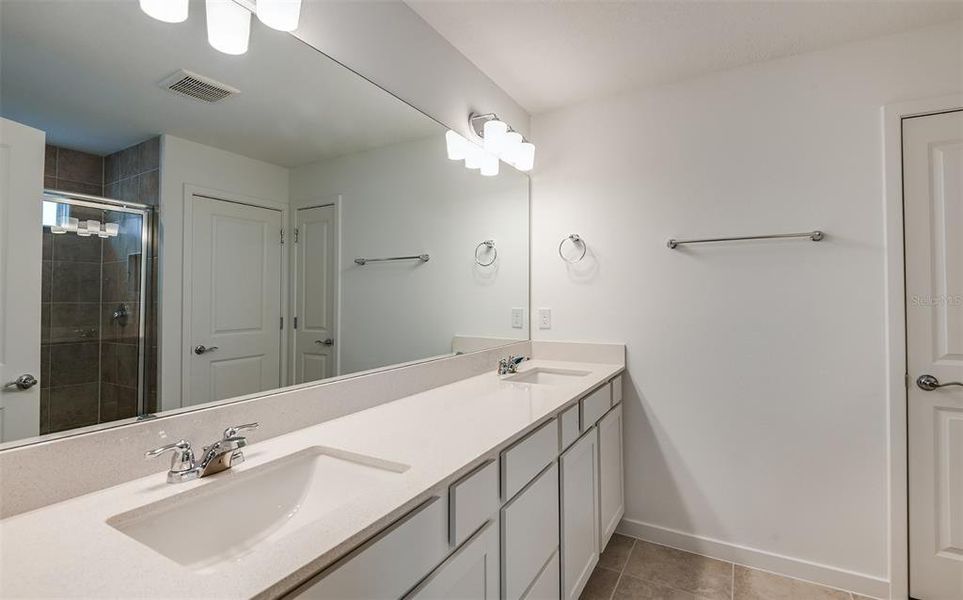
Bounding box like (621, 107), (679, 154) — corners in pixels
(206, 0), (251, 55)
(501, 131), (523, 164)
(514, 142), (535, 172)
(76, 221), (91, 237)
(464, 144), (483, 169)
(256, 0), (302, 31)
(483, 120), (508, 155)
(140, 0), (189, 23)
(105, 223), (120, 237)
(480, 153), (499, 177)
(446, 130), (468, 161)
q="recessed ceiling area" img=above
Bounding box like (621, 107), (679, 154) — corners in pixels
(406, 0), (963, 114)
(0, 0), (439, 166)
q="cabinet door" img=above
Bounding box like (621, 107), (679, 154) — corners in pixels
(560, 429), (599, 600)
(598, 403), (624, 549)
(501, 463), (560, 600)
(408, 520), (499, 600)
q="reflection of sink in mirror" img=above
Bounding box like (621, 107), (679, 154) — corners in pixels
(504, 368), (591, 385)
(107, 447), (408, 572)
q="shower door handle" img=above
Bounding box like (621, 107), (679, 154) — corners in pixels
(194, 345), (219, 355)
(4, 374), (38, 391)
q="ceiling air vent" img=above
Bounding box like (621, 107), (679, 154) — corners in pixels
(159, 69), (240, 103)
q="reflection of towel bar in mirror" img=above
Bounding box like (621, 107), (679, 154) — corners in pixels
(354, 254), (430, 265)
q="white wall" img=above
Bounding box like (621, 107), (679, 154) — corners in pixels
(294, 1), (530, 140)
(531, 22), (963, 595)
(158, 135), (290, 410)
(291, 135), (529, 375)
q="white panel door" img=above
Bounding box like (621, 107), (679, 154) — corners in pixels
(0, 118), (44, 442)
(560, 429), (599, 600)
(905, 109), (963, 600)
(293, 204), (337, 383)
(187, 195), (282, 406)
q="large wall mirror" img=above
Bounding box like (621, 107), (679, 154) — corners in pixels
(0, 1), (530, 448)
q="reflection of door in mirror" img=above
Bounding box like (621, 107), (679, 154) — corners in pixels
(0, 118), (44, 443)
(186, 194), (283, 406)
(293, 203), (339, 384)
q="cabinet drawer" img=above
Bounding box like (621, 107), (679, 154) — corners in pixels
(449, 459), (498, 547)
(522, 549), (560, 600)
(612, 375), (623, 405)
(292, 496), (448, 599)
(559, 404), (580, 451)
(580, 384), (611, 430)
(501, 462), (560, 600)
(501, 418), (558, 500)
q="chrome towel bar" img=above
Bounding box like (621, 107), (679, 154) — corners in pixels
(354, 253), (430, 265)
(667, 230), (824, 249)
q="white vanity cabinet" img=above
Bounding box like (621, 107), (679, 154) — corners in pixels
(559, 429), (600, 600)
(597, 401), (624, 549)
(285, 374), (625, 600)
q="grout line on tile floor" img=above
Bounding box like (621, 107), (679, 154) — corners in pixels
(730, 561), (735, 600)
(606, 538), (635, 600)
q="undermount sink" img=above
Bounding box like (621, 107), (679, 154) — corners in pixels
(503, 367), (591, 385)
(107, 446), (408, 572)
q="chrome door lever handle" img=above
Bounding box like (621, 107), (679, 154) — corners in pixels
(315, 338), (334, 346)
(4, 374), (38, 390)
(194, 345), (219, 355)
(917, 374), (963, 391)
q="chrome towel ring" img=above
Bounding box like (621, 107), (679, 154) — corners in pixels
(475, 240), (497, 266)
(558, 234), (587, 263)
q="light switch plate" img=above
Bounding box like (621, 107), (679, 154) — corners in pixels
(511, 307), (524, 329)
(538, 307), (552, 330)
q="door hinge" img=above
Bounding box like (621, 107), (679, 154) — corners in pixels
(294, 228), (299, 244)
(293, 316), (298, 329)
(280, 229), (285, 244)
(280, 316), (284, 330)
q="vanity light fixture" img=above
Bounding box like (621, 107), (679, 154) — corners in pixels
(444, 113), (535, 176)
(140, 0), (304, 56)
(139, 0), (189, 23)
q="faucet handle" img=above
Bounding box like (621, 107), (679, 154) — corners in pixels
(222, 422), (259, 441)
(146, 440), (195, 473)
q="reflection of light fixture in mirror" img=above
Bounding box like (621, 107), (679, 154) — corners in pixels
(256, 0), (302, 31)
(139, 0), (189, 23)
(451, 112), (535, 175)
(206, 0), (251, 55)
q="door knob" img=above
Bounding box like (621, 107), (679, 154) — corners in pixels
(194, 345), (219, 355)
(314, 338), (334, 346)
(916, 374), (963, 391)
(4, 374), (38, 390)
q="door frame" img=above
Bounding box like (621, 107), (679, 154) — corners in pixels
(290, 195), (342, 382)
(181, 184), (289, 406)
(882, 93), (963, 600)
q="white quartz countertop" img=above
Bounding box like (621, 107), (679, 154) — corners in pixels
(0, 359), (623, 599)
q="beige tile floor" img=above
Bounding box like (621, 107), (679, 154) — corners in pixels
(580, 534), (877, 600)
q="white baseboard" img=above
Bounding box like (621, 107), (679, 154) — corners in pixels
(616, 518), (890, 600)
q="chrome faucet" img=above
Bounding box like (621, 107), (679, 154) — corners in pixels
(146, 423), (259, 484)
(497, 355), (529, 375)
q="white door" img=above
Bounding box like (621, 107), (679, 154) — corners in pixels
(0, 118), (44, 442)
(187, 195), (282, 406)
(293, 204), (337, 383)
(905, 109), (963, 600)
(598, 403), (624, 550)
(560, 429), (599, 600)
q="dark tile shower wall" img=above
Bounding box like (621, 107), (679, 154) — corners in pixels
(40, 139), (160, 434)
(42, 146), (106, 433)
(104, 137), (160, 413)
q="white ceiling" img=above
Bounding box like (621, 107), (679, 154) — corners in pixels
(406, 0), (963, 114)
(0, 0), (440, 166)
